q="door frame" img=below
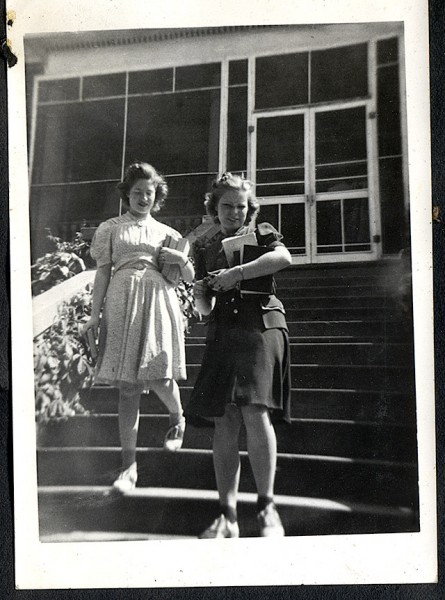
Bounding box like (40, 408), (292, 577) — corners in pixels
(250, 100), (382, 265)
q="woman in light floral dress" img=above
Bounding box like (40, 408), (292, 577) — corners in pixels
(82, 162), (194, 492)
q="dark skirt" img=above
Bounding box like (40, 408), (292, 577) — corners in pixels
(185, 323), (291, 425)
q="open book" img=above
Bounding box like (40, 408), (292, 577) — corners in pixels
(162, 236), (190, 286)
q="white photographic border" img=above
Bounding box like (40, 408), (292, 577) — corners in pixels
(8, 0), (437, 589)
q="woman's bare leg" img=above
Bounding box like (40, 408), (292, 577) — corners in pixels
(118, 383), (142, 469)
(241, 404), (277, 498)
(213, 404), (243, 511)
(150, 378), (183, 425)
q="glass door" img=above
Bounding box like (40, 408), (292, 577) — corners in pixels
(253, 103), (380, 264)
(253, 110), (310, 264)
(310, 103), (379, 263)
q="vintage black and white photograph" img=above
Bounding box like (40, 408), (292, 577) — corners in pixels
(8, 0), (436, 589)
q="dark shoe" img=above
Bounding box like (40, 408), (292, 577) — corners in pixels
(199, 515), (240, 539)
(257, 503), (285, 537)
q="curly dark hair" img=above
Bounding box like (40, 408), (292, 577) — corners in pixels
(117, 162), (168, 213)
(204, 172), (260, 225)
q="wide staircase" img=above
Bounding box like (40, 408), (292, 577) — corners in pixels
(37, 261), (419, 541)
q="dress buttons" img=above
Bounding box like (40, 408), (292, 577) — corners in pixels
(231, 297), (235, 303)
(233, 309), (239, 314)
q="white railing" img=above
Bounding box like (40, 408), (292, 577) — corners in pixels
(33, 270), (96, 338)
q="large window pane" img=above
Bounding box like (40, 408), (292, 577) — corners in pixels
(379, 156), (405, 254)
(256, 115), (305, 196)
(125, 90), (220, 175)
(315, 107), (368, 192)
(255, 53), (308, 109)
(128, 68), (173, 94)
(32, 99), (125, 184)
(29, 181), (120, 260)
(229, 60), (248, 85)
(227, 87), (247, 172)
(38, 78), (80, 103)
(281, 203), (306, 253)
(343, 197), (371, 247)
(162, 174), (216, 215)
(175, 63), (221, 90)
(377, 37), (399, 65)
(316, 200), (342, 253)
(257, 204), (278, 230)
(311, 44), (368, 103)
(377, 64), (401, 156)
(82, 73), (126, 99)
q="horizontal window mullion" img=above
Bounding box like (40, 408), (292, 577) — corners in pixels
(31, 179), (120, 187)
(316, 174), (367, 183)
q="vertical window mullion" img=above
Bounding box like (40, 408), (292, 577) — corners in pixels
(29, 78), (41, 186)
(120, 72), (129, 214)
(367, 40), (381, 254)
(247, 56), (256, 183)
(219, 61), (229, 174)
(308, 51), (312, 105)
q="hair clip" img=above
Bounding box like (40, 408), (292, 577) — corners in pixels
(219, 172), (231, 184)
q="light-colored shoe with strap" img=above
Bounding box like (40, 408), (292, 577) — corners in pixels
(112, 462), (138, 493)
(163, 418), (186, 452)
(257, 503), (285, 537)
(199, 515), (240, 539)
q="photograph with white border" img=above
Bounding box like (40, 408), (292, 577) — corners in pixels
(8, 0), (437, 589)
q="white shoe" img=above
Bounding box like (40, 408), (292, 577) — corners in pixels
(163, 418), (186, 452)
(257, 503), (285, 537)
(112, 462), (137, 493)
(199, 515), (240, 539)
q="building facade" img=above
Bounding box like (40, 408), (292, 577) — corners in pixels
(26, 23), (408, 264)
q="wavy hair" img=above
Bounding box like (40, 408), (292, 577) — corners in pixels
(117, 162), (168, 213)
(204, 172), (259, 225)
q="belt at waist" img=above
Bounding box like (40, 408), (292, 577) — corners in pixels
(113, 253), (159, 274)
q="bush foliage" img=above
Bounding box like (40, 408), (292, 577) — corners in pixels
(31, 231), (94, 296)
(34, 285), (95, 422)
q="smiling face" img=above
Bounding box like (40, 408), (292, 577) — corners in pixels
(128, 178), (156, 217)
(217, 189), (249, 235)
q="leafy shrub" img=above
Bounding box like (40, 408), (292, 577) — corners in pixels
(34, 285), (95, 422)
(175, 278), (199, 329)
(31, 231), (93, 296)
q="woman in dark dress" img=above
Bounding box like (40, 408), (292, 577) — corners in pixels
(185, 173), (292, 538)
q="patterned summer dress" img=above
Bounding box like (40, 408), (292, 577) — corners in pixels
(90, 212), (187, 389)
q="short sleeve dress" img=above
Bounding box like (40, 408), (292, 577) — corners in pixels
(90, 212), (187, 389)
(184, 223), (291, 424)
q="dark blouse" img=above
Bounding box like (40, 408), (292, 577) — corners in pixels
(192, 223), (288, 339)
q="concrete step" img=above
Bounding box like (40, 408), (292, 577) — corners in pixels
(182, 363), (414, 391)
(187, 319), (410, 340)
(276, 284), (390, 298)
(37, 447), (419, 507)
(185, 342), (413, 367)
(274, 263), (403, 281)
(37, 486), (419, 539)
(186, 319), (412, 344)
(79, 387), (417, 423)
(282, 307), (402, 320)
(36, 415), (418, 462)
(280, 296), (398, 309)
